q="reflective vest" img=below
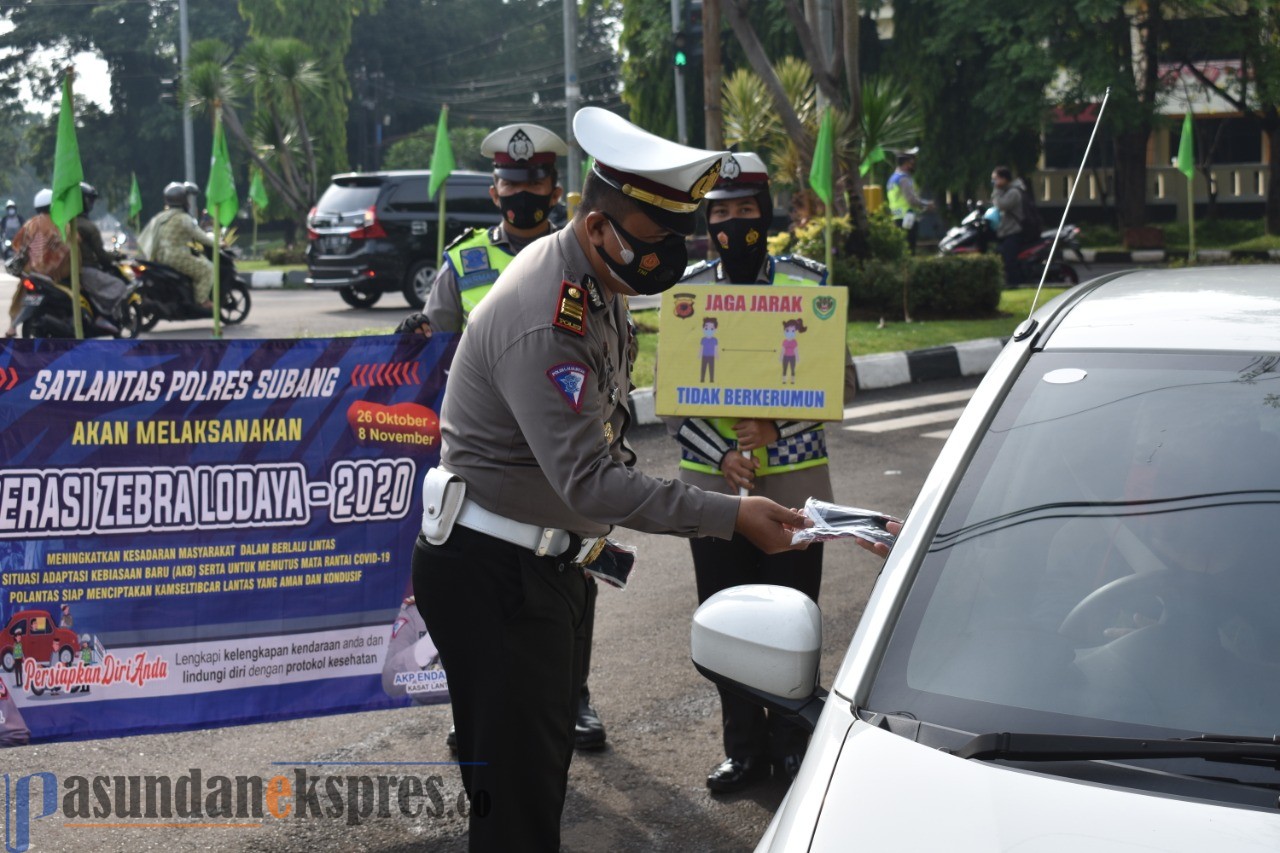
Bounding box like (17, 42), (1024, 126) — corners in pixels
(886, 170), (916, 219)
(677, 254), (830, 478)
(444, 226), (518, 322)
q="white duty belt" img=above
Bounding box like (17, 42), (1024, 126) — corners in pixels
(455, 497), (607, 567)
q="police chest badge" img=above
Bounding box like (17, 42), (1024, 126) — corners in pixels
(459, 247), (490, 274)
(547, 362), (589, 413)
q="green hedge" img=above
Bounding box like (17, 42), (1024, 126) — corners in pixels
(770, 211), (1001, 317)
(264, 244), (308, 265)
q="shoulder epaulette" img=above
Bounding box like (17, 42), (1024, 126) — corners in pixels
(444, 227), (481, 252)
(552, 280), (587, 336)
(679, 258), (717, 283)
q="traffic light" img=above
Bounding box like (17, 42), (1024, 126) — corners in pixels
(686, 0), (704, 62)
(674, 29), (688, 67)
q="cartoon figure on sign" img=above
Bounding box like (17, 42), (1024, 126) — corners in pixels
(700, 317), (719, 383)
(59, 603), (72, 629)
(780, 318), (807, 384)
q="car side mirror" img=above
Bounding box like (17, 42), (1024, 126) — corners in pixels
(691, 584), (828, 731)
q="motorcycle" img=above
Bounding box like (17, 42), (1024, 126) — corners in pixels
(938, 201), (1085, 286)
(130, 245), (251, 330)
(12, 269), (143, 339)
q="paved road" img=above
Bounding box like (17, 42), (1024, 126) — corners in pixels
(1, 314), (983, 850)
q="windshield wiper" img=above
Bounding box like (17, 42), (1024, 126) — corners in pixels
(956, 732), (1280, 768)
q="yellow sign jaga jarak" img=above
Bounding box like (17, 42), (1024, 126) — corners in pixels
(656, 283), (847, 421)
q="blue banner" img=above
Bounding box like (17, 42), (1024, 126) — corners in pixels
(0, 334), (456, 744)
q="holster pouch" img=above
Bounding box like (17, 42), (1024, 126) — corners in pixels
(420, 466), (466, 546)
(582, 539), (636, 590)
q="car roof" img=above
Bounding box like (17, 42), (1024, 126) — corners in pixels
(1041, 266), (1280, 354)
(329, 170), (492, 183)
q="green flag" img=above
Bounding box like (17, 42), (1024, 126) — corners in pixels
(50, 74), (84, 233)
(128, 172), (142, 221)
(809, 107), (835, 208)
(206, 115), (238, 228)
(1175, 112), (1195, 180)
(249, 169), (269, 211)
(859, 144), (885, 177)
(428, 106), (455, 200)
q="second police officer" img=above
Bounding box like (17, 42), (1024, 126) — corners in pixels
(410, 123), (609, 751)
(674, 152), (837, 793)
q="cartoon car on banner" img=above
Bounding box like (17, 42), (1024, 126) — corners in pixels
(1, 609), (80, 671)
(381, 597), (446, 704)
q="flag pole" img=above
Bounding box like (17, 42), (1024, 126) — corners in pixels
(211, 106), (223, 340)
(63, 69), (84, 340)
(436, 182), (448, 269)
(1187, 171), (1196, 263)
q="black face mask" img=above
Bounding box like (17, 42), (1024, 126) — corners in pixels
(710, 216), (770, 283)
(499, 191), (554, 230)
(595, 213), (688, 295)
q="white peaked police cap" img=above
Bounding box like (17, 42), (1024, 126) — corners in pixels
(574, 106), (727, 235)
(480, 123), (569, 181)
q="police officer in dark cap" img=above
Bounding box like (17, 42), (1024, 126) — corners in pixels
(412, 107), (817, 852)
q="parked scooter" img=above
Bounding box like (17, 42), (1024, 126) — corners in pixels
(938, 201), (1085, 285)
(130, 245), (251, 330)
(12, 270), (143, 339)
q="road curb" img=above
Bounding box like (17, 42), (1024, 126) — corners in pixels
(627, 336), (1009, 426)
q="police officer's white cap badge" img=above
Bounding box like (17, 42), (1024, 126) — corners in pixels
(507, 129), (536, 162)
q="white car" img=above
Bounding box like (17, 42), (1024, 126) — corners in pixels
(693, 267), (1280, 851)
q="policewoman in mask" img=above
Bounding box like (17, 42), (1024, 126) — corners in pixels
(675, 152), (835, 794)
(412, 109), (813, 852)
(423, 123), (568, 333)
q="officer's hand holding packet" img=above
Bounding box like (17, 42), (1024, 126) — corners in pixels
(790, 497), (899, 548)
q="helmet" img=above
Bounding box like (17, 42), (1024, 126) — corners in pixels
(163, 182), (187, 206)
(33, 188), (52, 211)
(704, 151), (773, 224)
(80, 182), (98, 211)
(4, 199), (14, 209)
(182, 182), (199, 197)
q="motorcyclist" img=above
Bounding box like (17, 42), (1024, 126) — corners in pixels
(6, 188), (66, 336)
(140, 181), (216, 311)
(74, 182), (128, 331)
(1, 200), (24, 245)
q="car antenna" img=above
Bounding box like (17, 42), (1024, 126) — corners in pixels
(1027, 86), (1112, 322)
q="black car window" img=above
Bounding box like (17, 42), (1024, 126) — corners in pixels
(384, 178), (432, 213)
(447, 181), (497, 216)
(315, 182), (381, 214)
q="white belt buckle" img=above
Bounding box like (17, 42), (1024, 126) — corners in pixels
(535, 528), (558, 557)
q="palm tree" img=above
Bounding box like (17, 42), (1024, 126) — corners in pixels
(858, 76), (924, 184)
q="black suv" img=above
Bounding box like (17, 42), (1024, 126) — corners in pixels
(305, 170), (497, 309)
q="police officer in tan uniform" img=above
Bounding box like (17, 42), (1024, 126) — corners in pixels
(408, 123), (609, 752)
(412, 107), (813, 852)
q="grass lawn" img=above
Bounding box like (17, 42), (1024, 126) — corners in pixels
(238, 260), (307, 273)
(629, 287), (1067, 389)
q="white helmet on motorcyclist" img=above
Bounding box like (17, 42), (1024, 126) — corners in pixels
(80, 182), (98, 212)
(4, 200), (14, 210)
(33, 188), (52, 212)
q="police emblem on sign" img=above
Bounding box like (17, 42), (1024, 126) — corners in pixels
(508, 129), (536, 162)
(547, 362), (589, 413)
(459, 247), (490, 274)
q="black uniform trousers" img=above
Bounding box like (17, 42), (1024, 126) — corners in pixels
(691, 534), (823, 763)
(413, 526), (593, 853)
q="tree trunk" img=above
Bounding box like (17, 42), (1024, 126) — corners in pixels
(1266, 115), (1280, 236)
(1113, 130), (1149, 230)
(703, 0), (724, 149)
(723, 0), (811, 159)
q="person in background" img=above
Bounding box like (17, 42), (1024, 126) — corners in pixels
(142, 181), (216, 311)
(6, 188), (64, 336)
(991, 165), (1031, 286)
(675, 152), (834, 793)
(1, 200), (24, 245)
(886, 148), (933, 252)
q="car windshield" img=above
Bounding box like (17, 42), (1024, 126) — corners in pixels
(869, 351), (1280, 739)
